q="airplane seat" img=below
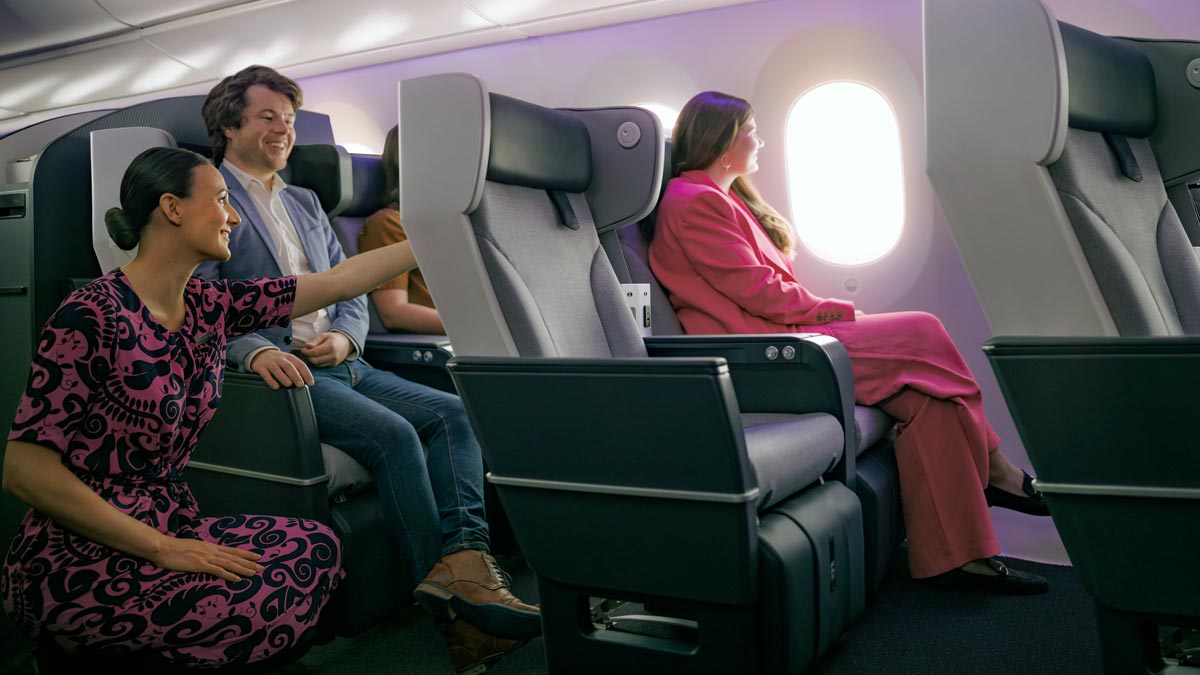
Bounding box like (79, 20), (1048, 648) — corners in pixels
(400, 72), (867, 674)
(297, 146), (521, 555)
(609, 140), (902, 592)
(926, 2), (1200, 673)
(296, 148), (458, 392)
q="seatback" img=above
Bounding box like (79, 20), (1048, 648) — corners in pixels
(1047, 24), (1200, 336)
(313, 151), (391, 334)
(327, 153), (388, 258)
(612, 139), (685, 336)
(88, 127), (177, 272)
(398, 73), (663, 359)
(926, 0), (1200, 337)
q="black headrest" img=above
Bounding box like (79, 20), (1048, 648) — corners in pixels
(487, 93), (591, 192)
(282, 144), (353, 217)
(1061, 21), (1157, 137)
(338, 154), (388, 218)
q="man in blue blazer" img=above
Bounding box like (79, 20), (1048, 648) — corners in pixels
(196, 66), (539, 668)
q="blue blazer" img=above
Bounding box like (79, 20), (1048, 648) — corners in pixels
(195, 164), (368, 370)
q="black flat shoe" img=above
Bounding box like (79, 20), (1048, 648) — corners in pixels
(927, 558), (1049, 595)
(984, 471), (1050, 516)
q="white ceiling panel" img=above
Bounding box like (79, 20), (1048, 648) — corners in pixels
(0, 0), (762, 123)
(283, 25), (523, 80)
(462, 0), (629, 26)
(0, 40), (210, 112)
(512, 0), (761, 36)
(146, 0), (492, 77)
(96, 0), (260, 27)
(0, 107), (23, 121)
(0, 1), (128, 59)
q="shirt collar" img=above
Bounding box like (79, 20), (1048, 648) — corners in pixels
(223, 159), (287, 196)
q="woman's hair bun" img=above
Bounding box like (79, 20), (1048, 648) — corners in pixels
(104, 206), (140, 250)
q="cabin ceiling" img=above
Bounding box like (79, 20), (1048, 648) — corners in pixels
(0, 0), (758, 123)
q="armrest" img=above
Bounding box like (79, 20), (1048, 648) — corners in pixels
(448, 355), (755, 495)
(447, 355), (759, 604)
(984, 336), (1200, 617)
(187, 371), (330, 520)
(644, 334), (856, 486)
(984, 336), (1200, 489)
(363, 333), (456, 393)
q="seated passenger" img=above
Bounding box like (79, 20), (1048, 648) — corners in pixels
(359, 125), (445, 334)
(650, 91), (1052, 594)
(0, 146), (417, 666)
(194, 66), (537, 669)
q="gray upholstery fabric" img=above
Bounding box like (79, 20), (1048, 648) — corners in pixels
(1158, 213), (1200, 334)
(741, 412), (842, 509)
(616, 222), (685, 336)
(854, 405), (894, 456)
(1048, 130), (1200, 335)
(322, 443), (375, 498)
(472, 181), (647, 357)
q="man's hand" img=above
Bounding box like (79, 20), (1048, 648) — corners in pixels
(249, 349), (315, 390)
(300, 332), (352, 368)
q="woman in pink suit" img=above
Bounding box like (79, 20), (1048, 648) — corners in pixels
(650, 91), (1050, 593)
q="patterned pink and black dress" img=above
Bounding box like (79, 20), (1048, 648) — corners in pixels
(1, 270), (343, 668)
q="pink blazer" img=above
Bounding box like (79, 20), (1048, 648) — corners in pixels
(649, 170), (855, 334)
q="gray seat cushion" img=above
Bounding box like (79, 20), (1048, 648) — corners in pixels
(741, 412), (843, 509)
(854, 405), (894, 456)
(322, 443), (375, 499)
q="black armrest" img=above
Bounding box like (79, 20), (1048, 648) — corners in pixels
(447, 355), (758, 604)
(644, 334), (856, 486)
(984, 336), (1200, 617)
(187, 371), (330, 521)
(984, 336), (1200, 487)
(363, 333), (456, 393)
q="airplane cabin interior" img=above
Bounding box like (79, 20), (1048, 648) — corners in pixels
(0, 0), (1197, 674)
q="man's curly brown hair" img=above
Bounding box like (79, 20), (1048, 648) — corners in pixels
(202, 65), (303, 166)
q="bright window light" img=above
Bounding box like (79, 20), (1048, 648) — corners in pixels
(635, 102), (679, 138)
(786, 82), (904, 266)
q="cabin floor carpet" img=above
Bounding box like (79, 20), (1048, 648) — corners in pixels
(0, 554), (1105, 674)
(811, 556), (1103, 675)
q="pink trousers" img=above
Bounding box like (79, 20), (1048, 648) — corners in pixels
(812, 311), (1001, 577)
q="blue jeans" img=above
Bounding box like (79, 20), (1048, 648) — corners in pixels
(308, 358), (489, 586)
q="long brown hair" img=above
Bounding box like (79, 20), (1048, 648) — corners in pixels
(672, 91), (794, 255)
(382, 124), (399, 208)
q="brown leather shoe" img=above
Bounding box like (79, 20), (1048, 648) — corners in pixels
(415, 550), (542, 640)
(440, 618), (524, 675)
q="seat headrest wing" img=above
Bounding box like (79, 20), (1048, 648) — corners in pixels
(282, 144), (353, 217)
(340, 153), (387, 217)
(487, 93), (591, 192)
(1061, 21), (1157, 137)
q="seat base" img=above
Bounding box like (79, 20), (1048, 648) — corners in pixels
(1096, 603), (1200, 675)
(534, 482), (865, 675)
(322, 492), (409, 636)
(855, 440), (904, 592)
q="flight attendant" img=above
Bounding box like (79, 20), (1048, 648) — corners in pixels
(650, 91), (1051, 593)
(1, 147), (417, 667)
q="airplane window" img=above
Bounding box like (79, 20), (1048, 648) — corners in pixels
(786, 82), (903, 266)
(635, 102), (679, 137)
